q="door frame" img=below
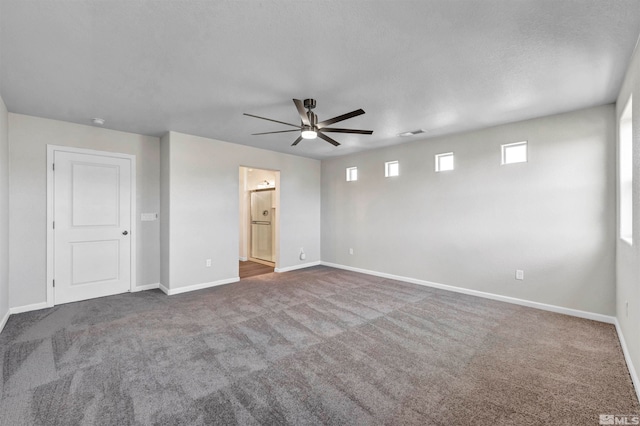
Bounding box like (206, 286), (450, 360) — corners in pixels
(46, 145), (137, 307)
(239, 166), (280, 270)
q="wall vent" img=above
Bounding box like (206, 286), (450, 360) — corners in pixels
(398, 129), (426, 137)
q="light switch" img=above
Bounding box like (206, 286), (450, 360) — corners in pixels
(141, 213), (158, 221)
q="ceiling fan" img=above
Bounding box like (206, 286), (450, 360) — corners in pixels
(244, 98), (373, 147)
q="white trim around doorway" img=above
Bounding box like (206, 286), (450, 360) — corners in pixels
(46, 145), (137, 308)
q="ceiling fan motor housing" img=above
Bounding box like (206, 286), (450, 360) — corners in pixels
(303, 98), (316, 110)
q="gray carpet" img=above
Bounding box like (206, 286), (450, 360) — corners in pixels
(0, 266), (637, 425)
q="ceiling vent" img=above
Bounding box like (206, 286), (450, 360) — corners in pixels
(398, 129), (426, 137)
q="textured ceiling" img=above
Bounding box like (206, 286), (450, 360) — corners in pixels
(1, 1), (639, 159)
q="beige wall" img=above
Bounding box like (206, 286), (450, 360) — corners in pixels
(161, 131), (320, 290)
(616, 34), (640, 395)
(322, 105), (615, 315)
(0, 95), (8, 324)
(8, 114), (161, 308)
(246, 168), (277, 190)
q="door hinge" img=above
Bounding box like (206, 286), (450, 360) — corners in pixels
(53, 221), (55, 229)
(52, 163), (55, 171)
(53, 279), (55, 288)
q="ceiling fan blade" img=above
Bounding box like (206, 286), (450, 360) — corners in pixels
(252, 129), (301, 135)
(291, 136), (303, 146)
(293, 99), (310, 126)
(319, 128), (373, 135)
(317, 131), (341, 147)
(243, 113), (301, 129)
(317, 109), (365, 128)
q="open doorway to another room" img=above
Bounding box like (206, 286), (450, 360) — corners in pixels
(239, 166), (280, 279)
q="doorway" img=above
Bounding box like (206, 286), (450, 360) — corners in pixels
(239, 166), (279, 279)
(47, 145), (136, 306)
(250, 188), (275, 263)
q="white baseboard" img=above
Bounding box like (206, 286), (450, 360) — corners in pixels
(132, 283), (160, 292)
(615, 319), (640, 403)
(275, 261), (321, 273)
(158, 277), (239, 296)
(10, 301), (50, 315)
(320, 262), (615, 324)
(0, 308), (9, 334)
(239, 256), (248, 261)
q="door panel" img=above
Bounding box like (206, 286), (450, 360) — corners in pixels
(72, 163), (120, 227)
(70, 240), (120, 285)
(54, 151), (131, 304)
(251, 223), (273, 261)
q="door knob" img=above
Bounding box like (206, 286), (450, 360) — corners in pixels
(122, 230), (129, 235)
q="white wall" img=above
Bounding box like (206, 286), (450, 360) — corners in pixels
(160, 132), (171, 288)
(161, 131), (320, 291)
(8, 114), (161, 308)
(322, 105), (615, 315)
(239, 167), (247, 260)
(0, 95), (9, 327)
(616, 35), (640, 395)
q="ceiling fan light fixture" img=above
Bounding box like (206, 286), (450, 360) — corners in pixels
(301, 129), (317, 139)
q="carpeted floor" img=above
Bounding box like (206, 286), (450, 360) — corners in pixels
(0, 266), (637, 425)
(239, 261), (274, 279)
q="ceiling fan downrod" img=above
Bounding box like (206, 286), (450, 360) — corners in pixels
(303, 99), (317, 130)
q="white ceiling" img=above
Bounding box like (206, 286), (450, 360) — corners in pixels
(1, 1), (639, 160)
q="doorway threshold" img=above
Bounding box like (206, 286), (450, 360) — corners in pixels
(240, 260), (275, 279)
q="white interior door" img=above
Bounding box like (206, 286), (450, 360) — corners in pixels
(53, 151), (132, 304)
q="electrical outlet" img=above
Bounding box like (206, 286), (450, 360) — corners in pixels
(515, 270), (524, 280)
(206, 259), (212, 267)
(300, 247), (306, 260)
(349, 248), (354, 255)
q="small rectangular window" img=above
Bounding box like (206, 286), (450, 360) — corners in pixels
(385, 161), (399, 177)
(346, 166), (358, 182)
(620, 95), (633, 244)
(502, 141), (527, 165)
(435, 152), (454, 172)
